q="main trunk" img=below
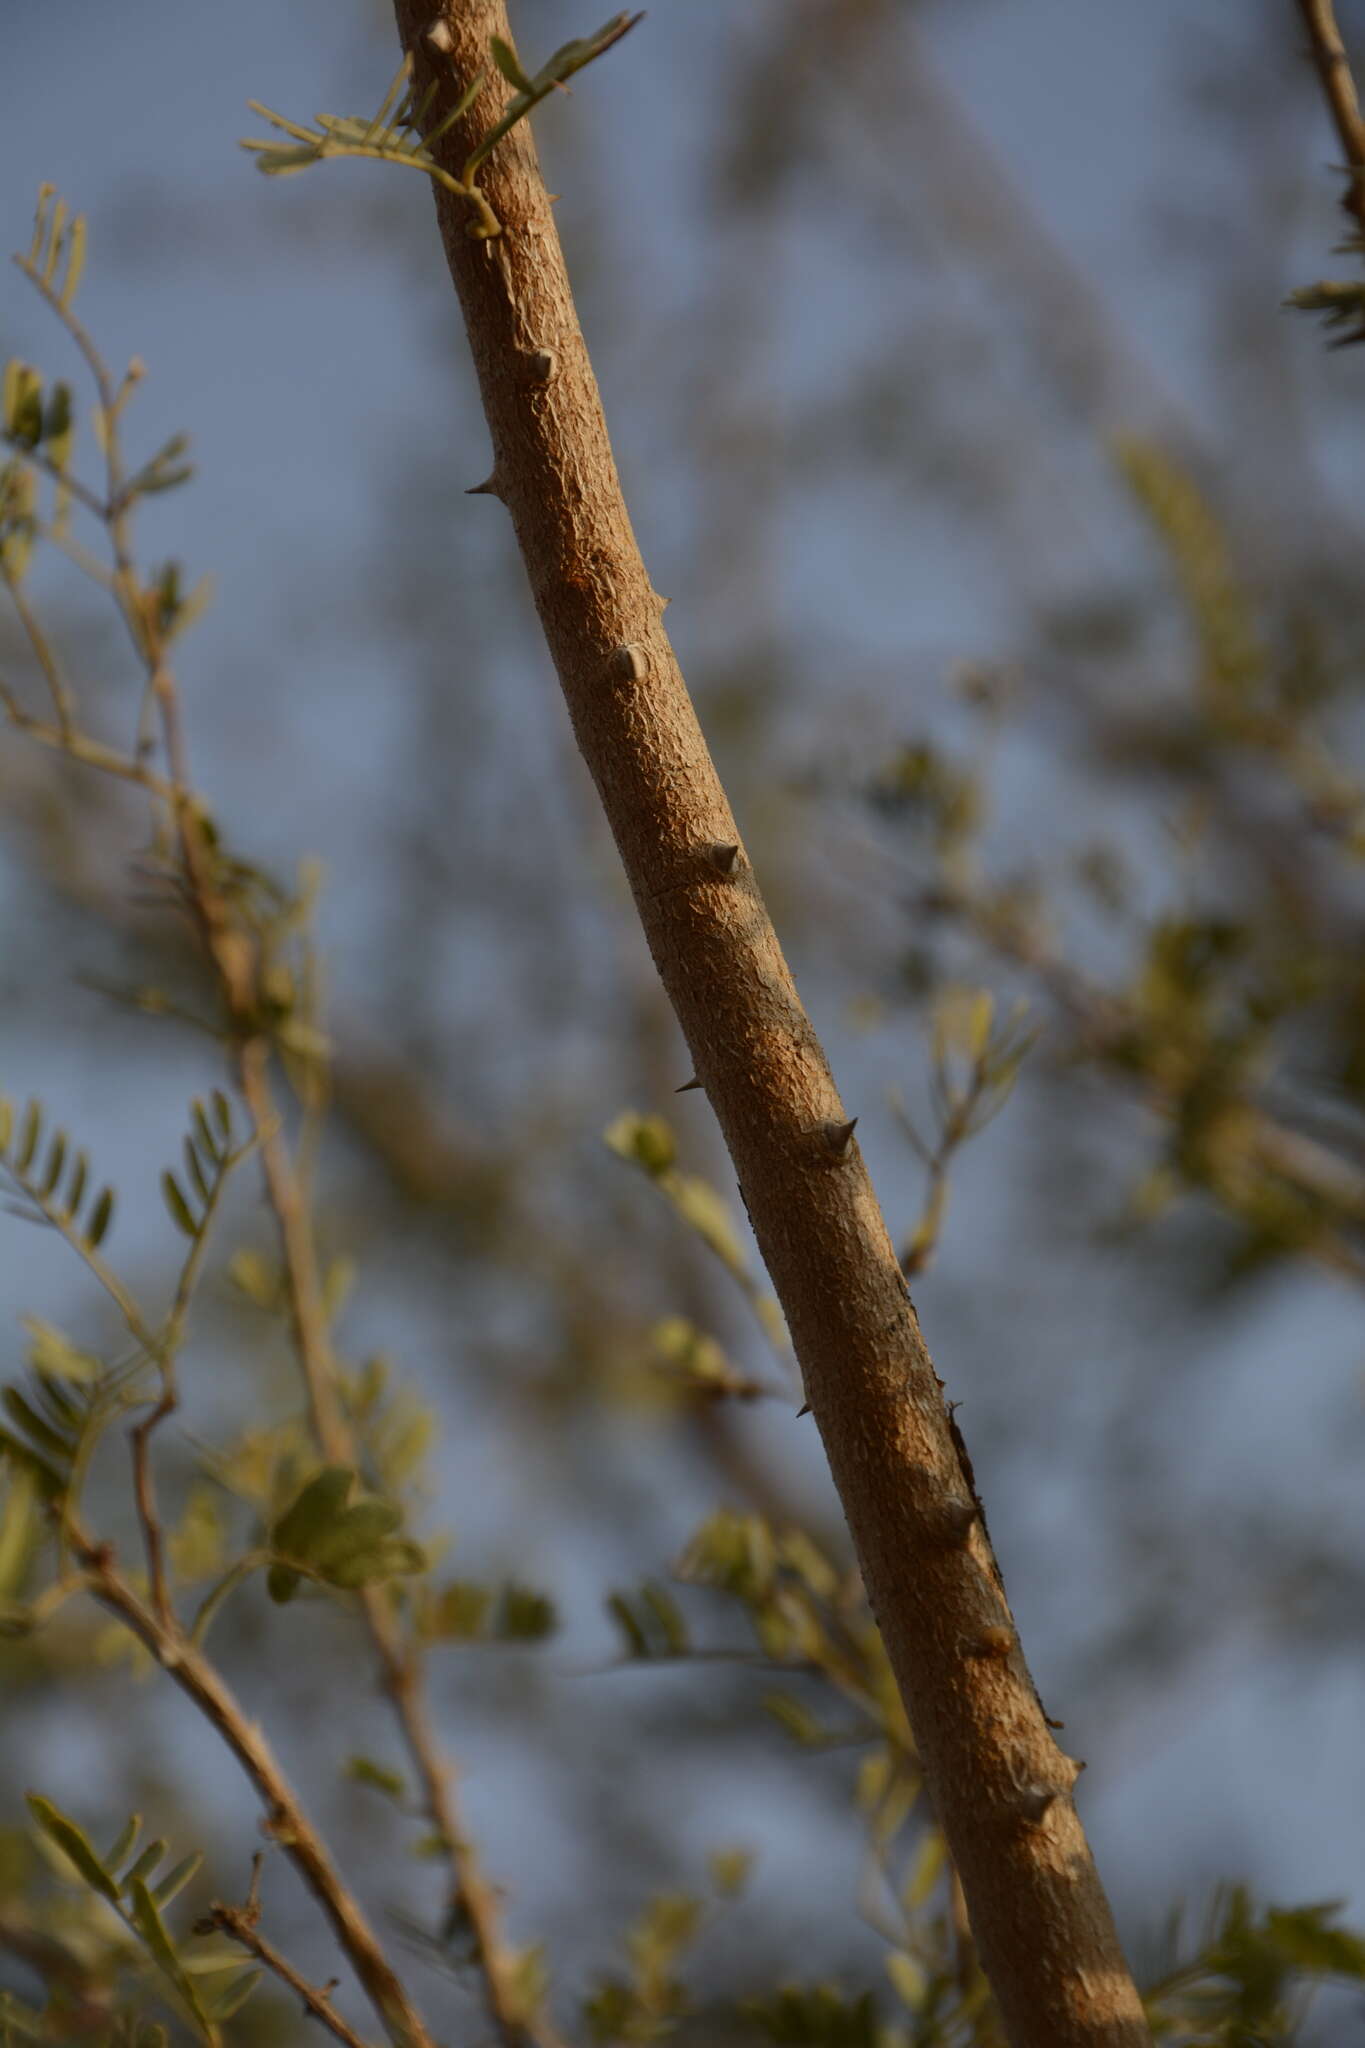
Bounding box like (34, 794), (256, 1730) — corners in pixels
(392, 7), (1151, 2040)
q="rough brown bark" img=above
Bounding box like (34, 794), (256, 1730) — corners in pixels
(391, 7), (1152, 2041)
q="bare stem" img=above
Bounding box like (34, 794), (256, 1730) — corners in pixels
(1297, 0), (1365, 246)
(206, 1885), (380, 2048)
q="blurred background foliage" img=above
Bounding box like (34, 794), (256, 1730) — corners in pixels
(2, 0), (1365, 2042)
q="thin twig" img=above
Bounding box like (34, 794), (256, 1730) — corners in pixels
(207, 1898), (380, 2048)
(0, 691), (177, 801)
(1, 566), (77, 734)
(66, 1524), (435, 2048)
(1297, 0), (1365, 245)
(6, 248), (448, 2048)
(20, 263), (553, 2048)
(0, 437), (110, 523)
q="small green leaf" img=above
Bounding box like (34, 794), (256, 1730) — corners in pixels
(426, 1579), (492, 1641)
(123, 1841), (168, 1890)
(3, 1390), (73, 1468)
(497, 1583), (555, 1641)
(59, 216), (86, 310)
(490, 36), (535, 92)
(903, 1826), (947, 1911)
(161, 1170), (198, 1239)
(41, 383), (71, 448)
(84, 1187), (114, 1250)
(763, 1693), (827, 1747)
(37, 1132), (66, 1201)
(886, 1950), (927, 2011)
(324, 1536), (425, 1590)
(181, 1136), (208, 1206)
(151, 1851), (203, 1908)
(23, 1317), (100, 1383)
(105, 1814), (142, 1873)
(345, 1756), (408, 1802)
(604, 1110), (676, 1176)
(126, 1875), (213, 2031)
(205, 1967), (261, 2021)
(271, 1465), (354, 1559)
(211, 1089), (232, 1139)
(190, 1100), (220, 1164)
(227, 1247), (278, 1308)
(15, 1102), (40, 1175)
(640, 1580), (687, 1654)
(266, 1562), (301, 1604)
(0, 1430), (65, 1498)
(0, 1464), (38, 1601)
(25, 1795), (120, 1905)
(708, 1847), (752, 1897)
(607, 1592), (649, 1658)
(62, 1149), (88, 1219)
(305, 1493), (400, 1568)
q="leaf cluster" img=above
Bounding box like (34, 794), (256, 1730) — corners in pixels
(243, 13), (642, 242)
(23, 1796), (258, 2044)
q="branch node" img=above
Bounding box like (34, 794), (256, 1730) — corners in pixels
(707, 841), (741, 876)
(425, 15), (455, 52)
(524, 347), (557, 382)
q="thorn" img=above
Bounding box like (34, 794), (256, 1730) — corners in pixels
(426, 15), (455, 51)
(936, 1496), (979, 1545)
(969, 1624), (1014, 1659)
(611, 643), (648, 682)
(819, 1117), (858, 1160)
(1016, 1783), (1062, 1827)
(656, 592), (671, 611)
(675, 1076), (703, 1093)
(796, 1402), (811, 1417)
(466, 473), (502, 497)
(525, 347), (557, 381)
(708, 841), (741, 875)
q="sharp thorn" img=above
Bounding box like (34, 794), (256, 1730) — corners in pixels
(466, 473), (502, 497)
(937, 1495), (979, 1545)
(675, 1076), (703, 1093)
(820, 1116), (858, 1159)
(708, 842), (741, 875)
(1016, 1783), (1063, 1827)
(796, 1402), (811, 1418)
(970, 1625), (1015, 1659)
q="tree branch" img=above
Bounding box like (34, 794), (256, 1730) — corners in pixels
(4, 254), (545, 2048)
(205, 1878), (380, 2048)
(386, 6), (1150, 2042)
(1297, 0), (1365, 247)
(67, 1529), (435, 2048)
